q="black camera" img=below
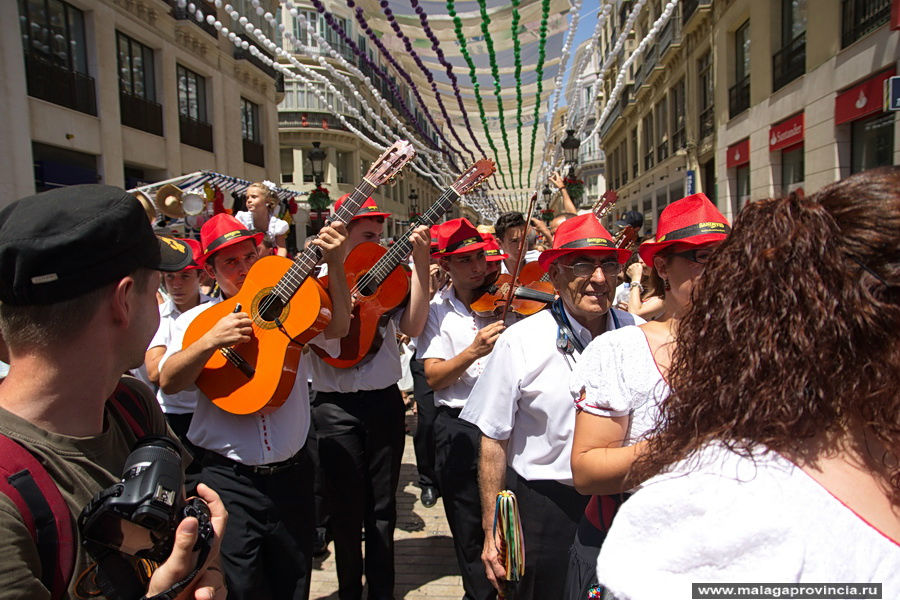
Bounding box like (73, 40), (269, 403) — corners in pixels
(79, 436), (213, 563)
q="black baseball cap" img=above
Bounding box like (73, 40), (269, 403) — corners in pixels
(0, 184), (193, 306)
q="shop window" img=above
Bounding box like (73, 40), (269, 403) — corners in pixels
(781, 145), (804, 194)
(851, 113), (894, 174)
(733, 164), (750, 216)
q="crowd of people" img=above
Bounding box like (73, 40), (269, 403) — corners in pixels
(0, 166), (896, 600)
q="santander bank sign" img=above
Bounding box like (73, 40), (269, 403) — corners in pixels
(769, 113), (804, 152)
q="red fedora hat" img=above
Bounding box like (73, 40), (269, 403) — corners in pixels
(638, 193), (730, 266)
(334, 194), (392, 220)
(480, 232), (508, 262)
(200, 214), (264, 262)
(538, 213), (630, 270)
(436, 218), (489, 256)
(176, 237), (204, 270)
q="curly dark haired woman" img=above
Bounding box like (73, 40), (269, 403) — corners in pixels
(594, 167), (900, 598)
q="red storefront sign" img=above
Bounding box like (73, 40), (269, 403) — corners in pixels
(769, 113), (804, 152)
(726, 138), (750, 168)
(835, 68), (897, 125)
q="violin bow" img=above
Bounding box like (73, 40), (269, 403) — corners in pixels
(499, 192), (539, 322)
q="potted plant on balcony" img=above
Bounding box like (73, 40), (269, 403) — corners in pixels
(564, 176), (585, 204)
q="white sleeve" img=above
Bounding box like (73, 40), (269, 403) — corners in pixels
(459, 333), (520, 440)
(570, 332), (632, 417)
(157, 309), (192, 374)
(418, 307), (449, 361)
(307, 332), (341, 358)
(269, 216), (289, 237)
(147, 318), (169, 350)
(597, 454), (802, 599)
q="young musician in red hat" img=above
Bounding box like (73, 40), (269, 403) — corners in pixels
(158, 213), (352, 600)
(566, 193), (730, 598)
(143, 238), (211, 445)
(460, 214), (643, 599)
(304, 194), (432, 600)
(418, 217), (510, 600)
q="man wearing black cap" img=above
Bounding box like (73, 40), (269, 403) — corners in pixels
(0, 185), (226, 599)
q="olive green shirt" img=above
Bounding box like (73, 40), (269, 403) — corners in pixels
(0, 376), (171, 600)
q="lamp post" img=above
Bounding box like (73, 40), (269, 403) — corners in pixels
(561, 129), (581, 179)
(308, 141), (327, 187)
(408, 188), (419, 222)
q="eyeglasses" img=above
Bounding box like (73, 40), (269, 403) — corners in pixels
(671, 248), (716, 264)
(559, 261), (622, 278)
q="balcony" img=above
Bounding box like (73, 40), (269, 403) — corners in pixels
(234, 34), (277, 79)
(772, 32), (805, 92)
(165, 0), (218, 39)
(658, 6), (682, 60)
(179, 115), (213, 152)
(841, 0), (890, 48)
(699, 104), (714, 140)
(599, 99), (623, 139)
(657, 139), (669, 163)
(644, 149), (654, 171)
(634, 44), (658, 90)
(120, 90), (163, 136)
(672, 125), (686, 151)
(682, 0), (712, 28)
(243, 139), (264, 167)
(279, 110), (362, 133)
(728, 75), (750, 118)
(24, 52), (96, 116)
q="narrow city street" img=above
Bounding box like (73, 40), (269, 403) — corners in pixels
(311, 411), (465, 600)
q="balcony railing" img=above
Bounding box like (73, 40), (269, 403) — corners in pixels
(120, 90), (163, 136)
(234, 34), (277, 79)
(279, 110), (362, 133)
(772, 32), (805, 92)
(658, 6), (682, 58)
(657, 139), (669, 163)
(699, 104), (715, 140)
(672, 126), (686, 151)
(243, 139), (264, 167)
(634, 44), (658, 89)
(841, 0), (890, 47)
(682, 0), (712, 26)
(165, 0), (218, 39)
(179, 114), (213, 152)
(644, 149), (654, 171)
(24, 52), (96, 116)
(728, 75), (750, 118)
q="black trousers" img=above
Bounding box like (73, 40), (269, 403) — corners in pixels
(434, 409), (496, 600)
(505, 469), (589, 600)
(312, 386), (406, 600)
(193, 449), (315, 600)
(410, 357), (438, 489)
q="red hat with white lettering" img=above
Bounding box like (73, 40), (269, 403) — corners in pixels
(200, 214), (263, 262)
(638, 193), (730, 266)
(538, 213), (629, 270)
(334, 194), (392, 220)
(436, 218), (489, 256)
(480, 233), (508, 262)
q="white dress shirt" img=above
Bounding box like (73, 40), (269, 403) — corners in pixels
(149, 293), (211, 414)
(159, 298), (339, 465)
(417, 286), (504, 409)
(460, 307), (641, 484)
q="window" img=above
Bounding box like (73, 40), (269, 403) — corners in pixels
(773, 0), (806, 90)
(698, 52), (714, 139)
(642, 112), (655, 171)
(177, 65), (208, 123)
(631, 128), (639, 178)
(620, 143), (629, 185)
(782, 0), (807, 45)
(851, 112), (895, 174)
(733, 164), (750, 216)
(295, 11), (320, 48)
(18, 0), (87, 73)
(670, 79), (686, 149)
(841, 0), (891, 48)
(730, 21), (751, 117)
(117, 32), (155, 101)
(241, 98), (260, 143)
(656, 100), (669, 162)
(781, 145), (804, 194)
(336, 151), (352, 184)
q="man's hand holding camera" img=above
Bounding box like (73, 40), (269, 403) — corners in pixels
(147, 483), (227, 600)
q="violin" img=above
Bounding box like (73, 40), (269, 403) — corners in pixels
(471, 262), (557, 317)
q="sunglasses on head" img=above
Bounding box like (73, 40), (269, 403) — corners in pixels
(671, 247), (716, 264)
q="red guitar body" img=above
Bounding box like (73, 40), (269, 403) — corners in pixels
(313, 242), (410, 369)
(182, 256), (332, 415)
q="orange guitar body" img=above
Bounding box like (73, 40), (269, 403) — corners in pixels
(182, 255), (332, 415)
(313, 242), (410, 369)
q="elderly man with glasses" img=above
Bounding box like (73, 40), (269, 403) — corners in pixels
(459, 214), (644, 600)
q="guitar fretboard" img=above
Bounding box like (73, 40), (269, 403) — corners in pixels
(274, 180), (377, 302)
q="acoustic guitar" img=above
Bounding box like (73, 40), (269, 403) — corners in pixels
(313, 158), (496, 369)
(182, 140), (417, 414)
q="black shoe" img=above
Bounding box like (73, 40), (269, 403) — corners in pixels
(420, 486), (439, 508)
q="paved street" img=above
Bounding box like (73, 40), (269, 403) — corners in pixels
(310, 412), (465, 600)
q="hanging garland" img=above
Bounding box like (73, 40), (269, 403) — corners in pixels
(408, 0), (490, 161)
(525, 0), (552, 188)
(447, 0), (509, 189)
(476, 0), (515, 184)
(511, 0), (525, 189)
(376, 0), (477, 164)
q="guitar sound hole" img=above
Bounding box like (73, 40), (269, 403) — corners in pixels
(258, 294), (285, 323)
(358, 279), (379, 297)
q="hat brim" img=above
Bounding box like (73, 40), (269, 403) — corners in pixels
(352, 211), (392, 220)
(485, 252), (508, 262)
(538, 246), (631, 271)
(437, 240), (490, 257)
(201, 231), (264, 263)
(638, 233), (728, 266)
(156, 237), (194, 272)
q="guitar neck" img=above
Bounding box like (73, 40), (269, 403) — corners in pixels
(274, 180), (377, 301)
(359, 186), (462, 289)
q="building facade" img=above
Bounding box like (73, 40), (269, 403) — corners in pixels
(1, 0), (283, 204)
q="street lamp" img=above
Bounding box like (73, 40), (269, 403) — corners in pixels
(408, 188), (419, 221)
(561, 129), (581, 179)
(541, 185), (552, 208)
(308, 141), (327, 187)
